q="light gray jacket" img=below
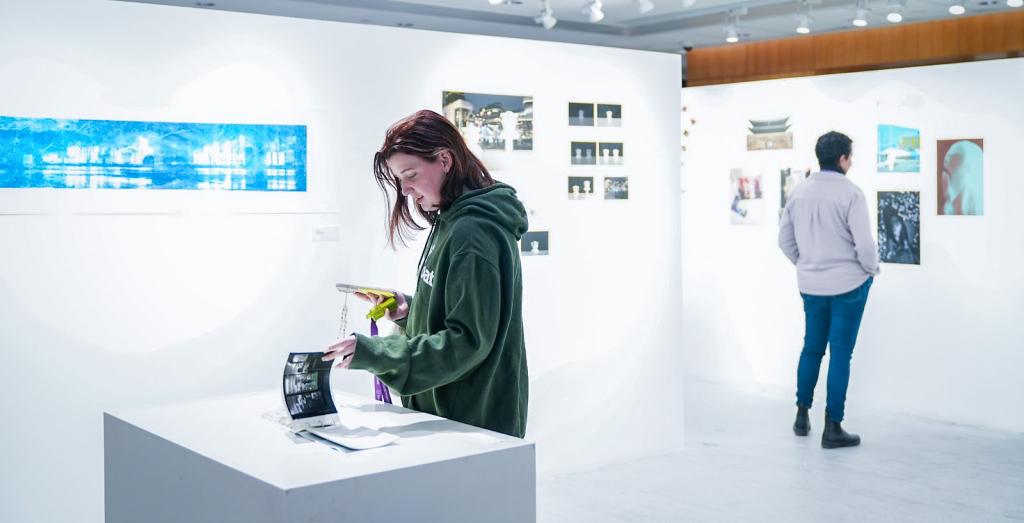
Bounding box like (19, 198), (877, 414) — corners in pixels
(778, 171), (880, 295)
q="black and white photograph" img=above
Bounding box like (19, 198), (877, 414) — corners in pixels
(285, 391), (331, 418)
(598, 142), (624, 165)
(878, 191), (921, 265)
(283, 352), (337, 419)
(284, 372), (320, 395)
(521, 231), (549, 256)
(442, 91), (533, 151)
(571, 141), (597, 165)
(596, 104), (622, 127)
(284, 352), (317, 375)
(568, 176), (596, 200)
(568, 102), (595, 126)
(604, 176), (629, 200)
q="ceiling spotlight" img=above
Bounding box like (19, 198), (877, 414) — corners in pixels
(1007, 0), (1022, 7)
(948, 1), (966, 14)
(726, 25), (739, 43)
(637, 0), (656, 14)
(488, 0), (504, 5)
(723, 8), (745, 43)
(583, 0), (605, 23)
(886, 0), (904, 22)
(853, 0), (868, 26)
(796, 14), (811, 34)
(535, 0), (558, 29)
(682, 0), (697, 6)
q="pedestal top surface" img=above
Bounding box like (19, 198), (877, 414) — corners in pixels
(105, 388), (531, 490)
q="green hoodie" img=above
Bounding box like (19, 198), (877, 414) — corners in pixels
(350, 182), (529, 438)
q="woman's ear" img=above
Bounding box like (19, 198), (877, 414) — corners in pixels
(441, 150), (453, 174)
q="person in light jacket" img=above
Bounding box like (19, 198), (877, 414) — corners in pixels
(778, 131), (880, 449)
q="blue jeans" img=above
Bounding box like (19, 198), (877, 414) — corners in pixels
(796, 277), (872, 422)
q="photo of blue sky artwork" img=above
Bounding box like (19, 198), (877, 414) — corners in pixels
(0, 116), (306, 191)
(877, 124), (920, 173)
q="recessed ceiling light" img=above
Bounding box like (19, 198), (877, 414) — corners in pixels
(1008, 0), (1023, 7)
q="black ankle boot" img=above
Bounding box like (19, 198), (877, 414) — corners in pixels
(821, 412), (860, 449)
(793, 405), (810, 436)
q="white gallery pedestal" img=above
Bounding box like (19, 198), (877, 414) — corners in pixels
(104, 389), (535, 522)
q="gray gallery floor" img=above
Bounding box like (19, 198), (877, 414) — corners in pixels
(538, 380), (1024, 522)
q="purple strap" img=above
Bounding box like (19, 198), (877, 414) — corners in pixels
(370, 319), (393, 404)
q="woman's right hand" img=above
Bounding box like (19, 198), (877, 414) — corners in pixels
(354, 291), (409, 322)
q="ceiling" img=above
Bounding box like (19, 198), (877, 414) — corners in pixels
(118, 0), (1022, 67)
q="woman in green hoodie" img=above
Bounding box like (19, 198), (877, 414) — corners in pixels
(323, 110), (529, 438)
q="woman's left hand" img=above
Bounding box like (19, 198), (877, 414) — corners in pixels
(323, 335), (357, 369)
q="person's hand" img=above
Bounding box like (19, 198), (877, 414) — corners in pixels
(323, 335), (357, 369)
(354, 291), (409, 322)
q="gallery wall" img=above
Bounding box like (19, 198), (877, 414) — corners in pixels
(0, 1), (683, 522)
(680, 58), (1024, 432)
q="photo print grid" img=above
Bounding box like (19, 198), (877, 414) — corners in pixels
(521, 231), (549, 256)
(442, 91), (533, 151)
(568, 176), (596, 200)
(878, 191), (921, 265)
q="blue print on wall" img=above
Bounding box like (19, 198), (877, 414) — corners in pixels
(0, 116), (306, 191)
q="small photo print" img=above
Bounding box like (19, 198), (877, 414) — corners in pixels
(779, 167), (810, 221)
(937, 139), (983, 216)
(595, 104), (622, 127)
(730, 168), (765, 225)
(878, 191), (921, 265)
(568, 176), (596, 200)
(604, 177), (629, 200)
(569, 103), (595, 126)
(877, 124), (921, 173)
(747, 117), (793, 151)
(597, 142), (624, 166)
(571, 141), (597, 165)
(521, 231), (549, 256)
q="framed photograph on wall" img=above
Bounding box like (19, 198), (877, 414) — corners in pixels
(937, 138), (983, 216)
(747, 117), (793, 151)
(521, 230), (549, 256)
(0, 115), (307, 191)
(877, 124), (921, 173)
(442, 91), (533, 151)
(597, 142), (624, 166)
(878, 191), (921, 265)
(568, 102), (594, 126)
(604, 176), (629, 200)
(568, 176), (596, 200)
(730, 168), (764, 224)
(595, 104), (622, 127)
(570, 141), (597, 165)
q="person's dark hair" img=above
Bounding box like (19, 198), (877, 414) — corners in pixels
(815, 131), (853, 173)
(372, 110), (495, 247)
